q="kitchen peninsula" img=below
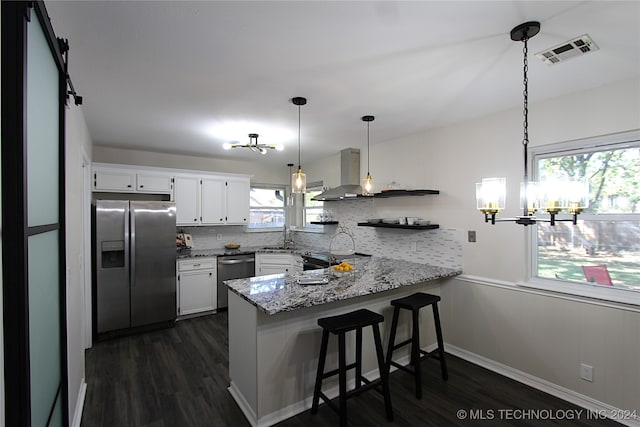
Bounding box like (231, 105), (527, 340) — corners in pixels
(224, 256), (461, 427)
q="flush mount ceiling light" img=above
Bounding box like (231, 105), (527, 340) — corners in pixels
(291, 97), (307, 194)
(476, 21), (588, 226)
(222, 133), (284, 155)
(361, 115), (375, 196)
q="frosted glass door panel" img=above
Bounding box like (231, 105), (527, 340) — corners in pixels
(28, 230), (61, 427)
(27, 15), (59, 227)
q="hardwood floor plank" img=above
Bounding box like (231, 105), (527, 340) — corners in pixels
(81, 312), (620, 427)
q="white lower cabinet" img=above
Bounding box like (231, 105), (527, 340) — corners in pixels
(256, 253), (302, 276)
(177, 258), (217, 316)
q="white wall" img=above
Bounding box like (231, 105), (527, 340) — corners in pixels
(365, 76), (640, 414)
(65, 104), (93, 426)
(93, 145), (288, 185)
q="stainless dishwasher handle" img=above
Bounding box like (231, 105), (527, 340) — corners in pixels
(218, 258), (255, 265)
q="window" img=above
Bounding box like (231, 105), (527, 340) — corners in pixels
(532, 132), (640, 299)
(304, 186), (324, 228)
(248, 186), (285, 229)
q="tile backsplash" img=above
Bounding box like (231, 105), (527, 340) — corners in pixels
(180, 198), (463, 269)
(294, 198), (463, 269)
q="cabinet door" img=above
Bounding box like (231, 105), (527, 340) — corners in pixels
(178, 270), (216, 315)
(94, 169), (135, 191)
(137, 173), (173, 193)
(226, 177), (250, 224)
(174, 176), (200, 225)
(201, 177), (226, 225)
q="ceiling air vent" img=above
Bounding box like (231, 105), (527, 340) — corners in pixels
(535, 34), (599, 65)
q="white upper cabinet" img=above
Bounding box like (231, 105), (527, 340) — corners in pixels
(136, 172), (173, 193)
(226, 177), (250, 224)
(93, 168), (135, 191)
(93, 163), (250, 226)
(93, 164), (173, 194)
(174, 174), (250, 226)
(200, 177), (226, 225)
(174, 176), (200, 225)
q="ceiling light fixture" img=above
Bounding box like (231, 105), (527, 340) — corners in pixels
(291, 97), (307, 193)
(476, 21), (587, 226)
(361, 115), (375, 196)
(222, 133), (284, 155)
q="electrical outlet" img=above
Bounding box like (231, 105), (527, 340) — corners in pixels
(411, 241), (417, 252)
(468, 230), (476, 242)
(216, 233), (223, 241)
(580, 363), (593, 382)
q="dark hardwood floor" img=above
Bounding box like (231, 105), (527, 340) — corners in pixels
(81, 312), (618, 426)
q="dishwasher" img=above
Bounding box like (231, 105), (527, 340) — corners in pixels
(217, 253), (255, 309)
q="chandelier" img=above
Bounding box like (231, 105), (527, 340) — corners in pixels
(476, 21), (588, 226)
(223, 133), (283, 155)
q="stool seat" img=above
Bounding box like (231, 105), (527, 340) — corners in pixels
(312, 308), (393, 426)
(391, 293), (441, 311)
(318, 308), (384, 334)
(386, 292), (448, 399)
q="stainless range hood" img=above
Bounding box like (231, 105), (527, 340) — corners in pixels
(312, 148), (362, 201)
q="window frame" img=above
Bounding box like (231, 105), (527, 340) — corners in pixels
(302, 182), (324, 231)
(525, 129), (640, 306)
(247, 183), (286, 231)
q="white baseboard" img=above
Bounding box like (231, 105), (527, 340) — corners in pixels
(228, 364), (390, 427)
(228, 381), (258, 427)
(446, 344), (640, 427)
(71, 380), (87, 427)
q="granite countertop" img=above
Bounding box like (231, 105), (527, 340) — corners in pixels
(176, 246), (306, 259)
(224, 256), (462, 315)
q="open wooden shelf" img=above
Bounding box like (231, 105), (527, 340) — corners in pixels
(373, 189), (439, 198)
(357, 222), (439, 230)
(310, 221), (339, 225)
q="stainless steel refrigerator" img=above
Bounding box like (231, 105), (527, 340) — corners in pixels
(94, 200), (177, 336)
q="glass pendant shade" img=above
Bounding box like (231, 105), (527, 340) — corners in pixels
(520, 181), (540, 214)
(362, 173), (374, 196)
(476, 177), (506, 213)
(566, 180), (589, 213)
(540, 179), (569, 213)
(292, 167), (306, 194)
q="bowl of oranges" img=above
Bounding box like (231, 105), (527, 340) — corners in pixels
(332, 261), (354, 275)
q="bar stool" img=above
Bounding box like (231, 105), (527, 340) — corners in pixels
(311, 308), (393, 426)
(385, 292), (448, 399)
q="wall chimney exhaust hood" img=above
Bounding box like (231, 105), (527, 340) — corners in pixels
(312, 148), (362, 201)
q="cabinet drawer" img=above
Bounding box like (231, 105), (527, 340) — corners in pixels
(178, 259), (216, 271)
(258, 254), (291, 265)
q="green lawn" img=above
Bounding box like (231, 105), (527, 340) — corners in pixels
(538, 246), (639, 290)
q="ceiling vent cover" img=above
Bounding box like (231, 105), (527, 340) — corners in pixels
(535, 34), (599, 65)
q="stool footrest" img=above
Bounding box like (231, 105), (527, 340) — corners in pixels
(391, 337), (412, 352)
(321, 362), (358, 380)
(317, 378), (383, 416)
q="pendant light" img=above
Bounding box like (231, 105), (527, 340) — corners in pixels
(361, 115), (375, 196)
(291, 97), (307, 193)
(476, 21), (587, 226)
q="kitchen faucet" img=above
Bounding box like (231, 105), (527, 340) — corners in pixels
(283, 225), (295, 249)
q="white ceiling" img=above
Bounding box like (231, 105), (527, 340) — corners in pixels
(46, 1), (640, 165)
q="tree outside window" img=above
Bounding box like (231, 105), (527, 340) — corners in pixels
(535, 144), (639, 290)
